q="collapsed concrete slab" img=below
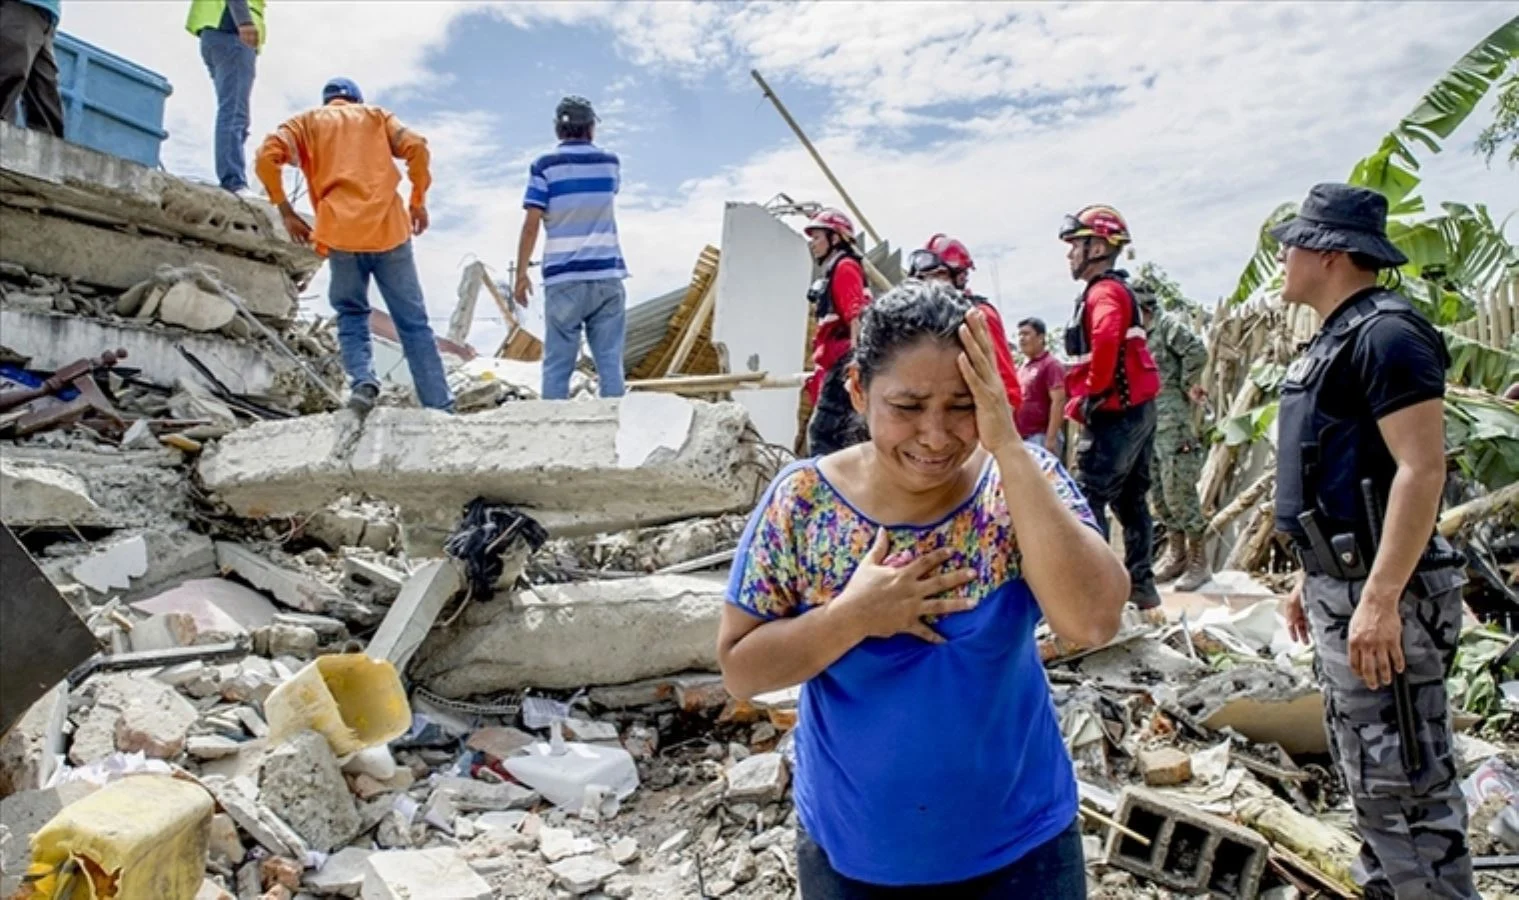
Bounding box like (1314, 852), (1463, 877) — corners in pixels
(0, 120), (319, 285)
(0, 305), (302, 401)
(2, 445), (191, 529)
(43, 528), (217, 603)
(0, 207), (297, 319)
(412, 573), (725, 697)
(199, 399), (766, 554)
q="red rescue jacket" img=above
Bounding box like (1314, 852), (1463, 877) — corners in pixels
(805, 253), (869, 404)
(1063, 271), (1159, 421)
(965, 295), (1022, 411)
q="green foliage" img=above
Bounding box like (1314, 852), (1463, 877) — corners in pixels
(1448, 626), (1519, 734)
(1227, 203), (1296, 306)
(1443, 328), (1519, 392)
(1445, 390), (1519, 491)
(1476, 69), (1519, 167)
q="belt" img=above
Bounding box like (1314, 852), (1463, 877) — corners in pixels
(1293, 537), (1465, 581)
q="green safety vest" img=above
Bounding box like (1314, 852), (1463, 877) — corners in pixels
(186, 0), (266, 50)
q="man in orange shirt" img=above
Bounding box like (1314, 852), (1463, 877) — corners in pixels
(255, 77), (453, 413)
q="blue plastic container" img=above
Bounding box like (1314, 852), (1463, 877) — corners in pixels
(12, 31), (173, 168)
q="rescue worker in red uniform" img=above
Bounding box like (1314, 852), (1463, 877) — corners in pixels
(907, 234), (1023, 412)
(804, 208), (871, 456)
(1059, 206), (1164, 617)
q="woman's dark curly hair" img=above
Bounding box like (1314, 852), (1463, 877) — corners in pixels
(853, 279), (972, 387)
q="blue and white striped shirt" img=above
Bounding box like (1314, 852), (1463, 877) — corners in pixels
(523, 141), (628, 286)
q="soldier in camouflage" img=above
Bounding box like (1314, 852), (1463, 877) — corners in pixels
(1136, 282), (1212, 591)
(1275, 183), (1475, 899)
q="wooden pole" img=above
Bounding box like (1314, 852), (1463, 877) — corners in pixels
(664, 276), (719, 377)
(751, 68), (884, 248)
(628, 371), (810, 394)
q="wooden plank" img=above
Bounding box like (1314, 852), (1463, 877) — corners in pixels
(664, 274), (719, 376)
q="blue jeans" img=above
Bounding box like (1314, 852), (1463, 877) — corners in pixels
(327, 241), (454, 411)
(797, 819), (1086, 899)
(198, 29), (255, 192)
(542, 278), (627, 400)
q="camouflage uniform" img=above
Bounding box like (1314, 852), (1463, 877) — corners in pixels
(1303, 568), (1475, 899)
(1145, 309), (1208, 535)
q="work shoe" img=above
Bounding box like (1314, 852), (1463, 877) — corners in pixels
(1174, 533), (1213, 592)
(1153, 531), (1187, 582)
(347, 382), (380, 415)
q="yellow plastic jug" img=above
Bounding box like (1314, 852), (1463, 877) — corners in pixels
(24, 775), (213, 900)
(264, 654), (410, 757)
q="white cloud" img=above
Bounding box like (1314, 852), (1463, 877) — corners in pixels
(57, 2), (1519, 357)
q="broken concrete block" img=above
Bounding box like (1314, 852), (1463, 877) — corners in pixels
(365, 560), (463, 674)
(1107, 786), (1269, 899)
(725, 753), (789, 804)
(114, 680), (199, 758)
(261, 856), (303, 892)
(548, 855), (621, 896)
(562, 718), (620, 744)
(306, 509), (368, 551)
(197, 400), (764, 555)
(350, 769), (413, 802)
(130, 611), (200, 652)
(361, 848), (492, 900)
(216, 543), (345, 615)
(46, 527), (216, 602)
(539, 826), (601, 863)
(258, 730), (362, 853)
(189, 735), (243, 760)
(1138, 747), (1194, 787)
(431, 776), (538, 812)
(0, 457), (103, 527)
(256, 623), (320, 659)
(0, 682), (67, 796)
(272, 612), (348, 643)
(133, 576), (278, 639)
(154, 278), (238, 331)
(209, 812), (246, 866)
(304, 846), (372, 898)
(341, 557), (405, 601)
(70, 532), (149, 594)
(414, 575), (724, 696)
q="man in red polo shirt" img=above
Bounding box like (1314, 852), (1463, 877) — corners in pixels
(1014, 317), (1067, 455)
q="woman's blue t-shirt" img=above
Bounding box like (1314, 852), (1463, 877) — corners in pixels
(725, 449), (1098, 886)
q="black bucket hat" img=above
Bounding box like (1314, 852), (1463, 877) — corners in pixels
(1269, 182), (1408, 269)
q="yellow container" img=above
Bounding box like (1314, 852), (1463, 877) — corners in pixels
(25, 775), (213, 900)
(264, 654), (410, 757)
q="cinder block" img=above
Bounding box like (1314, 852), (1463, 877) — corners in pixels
(1105, 786), (1268, 899)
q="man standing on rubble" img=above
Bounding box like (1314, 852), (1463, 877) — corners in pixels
(255, 77), (454, 414)
(1136, 279), (1212, 591)
(186, 0), (264, 194)
(0, 0), (64, 137)
(1059, 205), (1163, 620)
(1014, 317), (1066, 456)
(1276, 183), (1474, 900)
(803, 208), (870, 456)
(513, 96), (628, 400)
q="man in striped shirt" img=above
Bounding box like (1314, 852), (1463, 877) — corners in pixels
(513, 96), (629, 400)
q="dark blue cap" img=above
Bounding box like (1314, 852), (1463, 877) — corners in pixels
(322, 78), (364, 105)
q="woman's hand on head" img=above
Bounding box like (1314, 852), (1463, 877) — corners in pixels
(833, 528), (978, 644)
(957, 309), (1020, 457)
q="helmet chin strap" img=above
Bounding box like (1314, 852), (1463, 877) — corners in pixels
(1076, 238), (1115, 279)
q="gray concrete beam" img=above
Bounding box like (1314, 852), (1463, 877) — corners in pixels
(0, 305), (300, 401)
(0, 121), (319, 279)
(0, 207), (296, 319)
(198, 398), (767, 554)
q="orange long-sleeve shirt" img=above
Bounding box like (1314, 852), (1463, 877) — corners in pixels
(255, 99), (430, 256)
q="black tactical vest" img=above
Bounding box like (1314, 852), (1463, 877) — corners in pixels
(1274, 289), (1449, 542)
(806, 250), (860, 319)
(1064, 269), (1142, 408)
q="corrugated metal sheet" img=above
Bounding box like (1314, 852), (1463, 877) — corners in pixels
(622, 285), (688, 369)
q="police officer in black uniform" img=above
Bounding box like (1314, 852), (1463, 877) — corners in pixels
(1274, 183), (1475, 900)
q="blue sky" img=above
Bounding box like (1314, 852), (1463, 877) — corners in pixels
(62, 2), (1519, 352)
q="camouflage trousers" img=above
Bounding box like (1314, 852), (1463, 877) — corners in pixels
(1304, 569), (1477, 900)
(1149, 420), (1207, 534)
